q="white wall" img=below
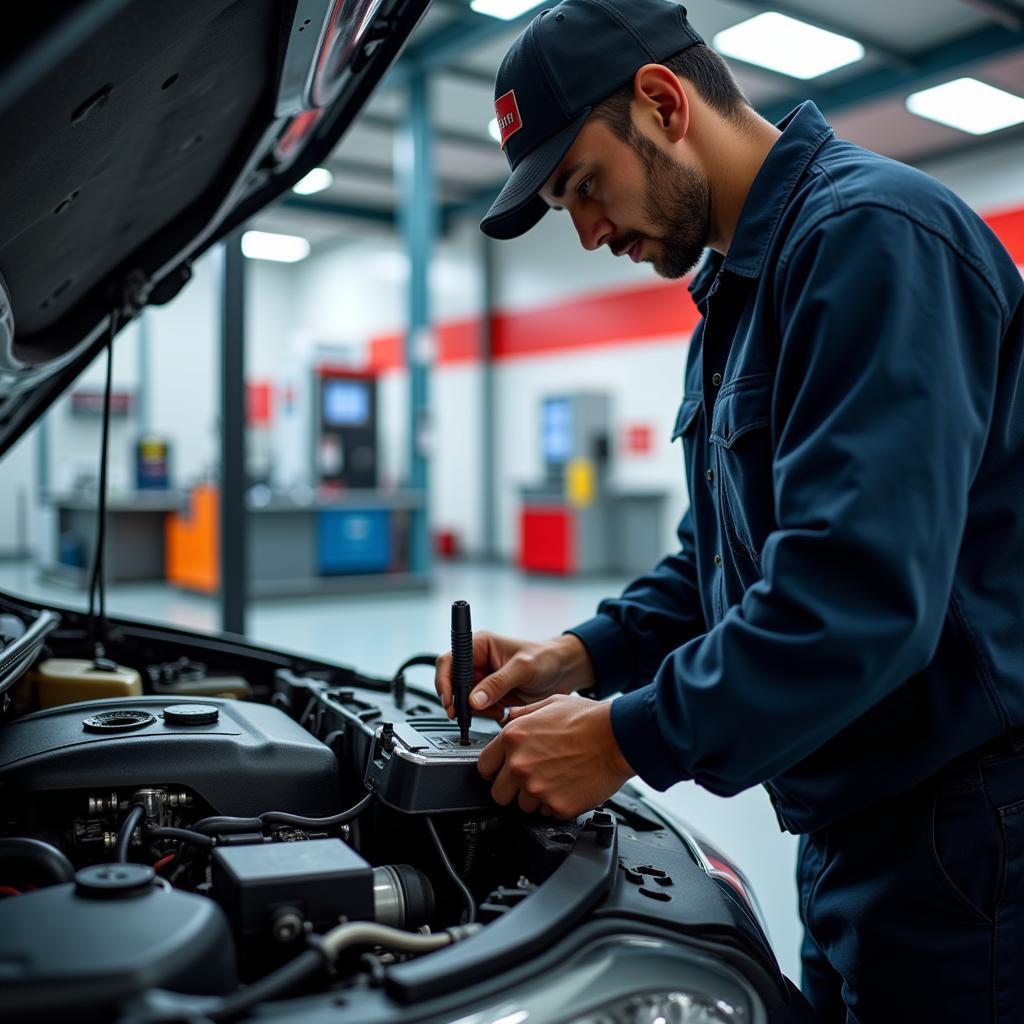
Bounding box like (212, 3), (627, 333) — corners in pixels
(56, 251), (296, 498)
(920, 136), (1024, 211)
(0, 427), (38, 558)
(288, 218), (488, 548)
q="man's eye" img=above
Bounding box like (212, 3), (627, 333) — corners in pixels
(576, 177), (592, 198)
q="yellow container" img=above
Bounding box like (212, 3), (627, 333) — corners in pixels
(33, 659), (143, 709)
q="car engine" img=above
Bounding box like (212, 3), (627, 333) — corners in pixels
(0, 625), (600, 1022)
(0, 600), (798, 1024)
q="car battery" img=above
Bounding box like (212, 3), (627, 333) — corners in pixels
(364, 720), (494, 813)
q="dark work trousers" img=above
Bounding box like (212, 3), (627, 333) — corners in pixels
(797, 735), (1024, 1023)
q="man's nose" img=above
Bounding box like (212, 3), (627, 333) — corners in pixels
(570, 206), (613, 252)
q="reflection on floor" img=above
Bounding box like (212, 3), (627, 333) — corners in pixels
(0, 558), (802, 981)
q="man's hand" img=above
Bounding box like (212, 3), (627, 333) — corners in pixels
(435, 631), (595, 722)
(477, 694), (635, 819)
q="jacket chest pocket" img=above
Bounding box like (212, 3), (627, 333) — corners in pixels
(671, 395), (704, 481)
(709, 376), (776, 564)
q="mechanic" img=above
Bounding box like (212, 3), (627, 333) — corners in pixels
(434, 1), (1024, 1020)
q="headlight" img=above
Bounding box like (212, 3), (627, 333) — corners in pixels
(446, 935), (760, 1024)
(571, 991), (742, 1024)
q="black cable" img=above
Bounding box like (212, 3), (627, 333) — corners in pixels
(190, 816), (263, 835)
(393, 654), (438, 710)
(115, 804), (145, 863)
(0, 837), (74, 885)
(206, 947), (326, 1022)
(168, 845), (199, 887)
(425, 817), (476, 925)
(144, 826), (214, 849)
(87, 308), (120, 656)
(193, 792), (375, 836)
(394, 654), (439, 676)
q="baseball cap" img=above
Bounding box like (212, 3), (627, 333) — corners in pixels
(481, 0), (704, 240)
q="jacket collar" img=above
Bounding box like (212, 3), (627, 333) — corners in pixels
(689, 102), (835, 307)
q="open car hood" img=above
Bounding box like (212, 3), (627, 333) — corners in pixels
(0, 0), (429, 459)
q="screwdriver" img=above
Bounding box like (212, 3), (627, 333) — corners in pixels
(450, 600), (474, 746)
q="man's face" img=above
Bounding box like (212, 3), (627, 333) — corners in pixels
(539, 115), (711, 280)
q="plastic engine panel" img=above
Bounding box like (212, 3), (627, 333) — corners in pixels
(0, 696), (341, 817)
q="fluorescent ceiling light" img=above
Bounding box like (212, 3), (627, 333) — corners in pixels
(906, 77), (1024, 135)
(470, 0), (544, 21)
(241, 231), (311, 263)
(292, 167), (334, 195)
(488, 117), (502, 143)
(713, 12), (865, 80)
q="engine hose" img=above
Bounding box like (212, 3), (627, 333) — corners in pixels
(0, 837), (74, 886)
(145, 826), (214, 849)
(206, 948), (326, 1023)
(201, 922), (480, 1023)
(193, 791), (375, 836)
(319, 920), (479, 960)
(115, 805), (146, 863)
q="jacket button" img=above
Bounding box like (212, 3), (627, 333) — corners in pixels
(714, 554), (723, 568)
(706, 469), (714, 484)
(711, 372), (722, 387)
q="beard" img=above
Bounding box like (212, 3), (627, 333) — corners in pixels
(613, 130), (711, 280)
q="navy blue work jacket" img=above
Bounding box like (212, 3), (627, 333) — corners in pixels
(570, 102), (1024, 834)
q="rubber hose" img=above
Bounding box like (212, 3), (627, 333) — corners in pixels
(115, 805), (146, 863)
(0, 837), (74, 885)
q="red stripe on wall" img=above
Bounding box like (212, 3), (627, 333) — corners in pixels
(985, 206), (1024, 266)
(353, 204), (1023, 374)
(438, 318), (481, 363)
(492, 280), (700, 360)
(366, 333), (403, 374)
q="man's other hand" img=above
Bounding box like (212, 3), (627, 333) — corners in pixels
(477, 694), (635, 819)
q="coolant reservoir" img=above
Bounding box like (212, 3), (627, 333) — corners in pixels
(32, 659), (143, 709)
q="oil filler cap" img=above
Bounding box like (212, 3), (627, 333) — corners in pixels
(75, 863), (156, 899)
(82, 709), (156, 732)
(162, 703), (219, 726)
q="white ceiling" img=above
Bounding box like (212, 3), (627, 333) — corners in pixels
(257, 0), (1024, 248)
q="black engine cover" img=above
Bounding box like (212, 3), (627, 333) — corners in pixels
(0, 696), (341, 817)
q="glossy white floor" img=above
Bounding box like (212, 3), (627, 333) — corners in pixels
(0, 558), (802, 981)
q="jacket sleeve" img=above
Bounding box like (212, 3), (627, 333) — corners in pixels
(610, 206), (1003, 794)
(567, 505), (707, 699)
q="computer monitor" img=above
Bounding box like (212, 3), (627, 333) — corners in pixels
(542, 397), (573, 465)
(323, 379), (369, 427)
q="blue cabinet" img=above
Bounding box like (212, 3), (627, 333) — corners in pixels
(317, 509), (392, 575)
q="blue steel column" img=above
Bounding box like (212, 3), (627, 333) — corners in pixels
(397, 72), (436, 575)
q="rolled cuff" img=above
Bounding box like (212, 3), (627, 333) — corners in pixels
(610, 685), (692, 792)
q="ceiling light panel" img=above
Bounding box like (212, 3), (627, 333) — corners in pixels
(470, 0), (545, 21)
(241, 231), (311, 263)
(906, 78), (1024, 135)
(292, 168), (334, 195)
(713, 12), (865, 80)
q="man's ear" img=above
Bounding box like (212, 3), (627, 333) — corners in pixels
(633, 64), (689, 144)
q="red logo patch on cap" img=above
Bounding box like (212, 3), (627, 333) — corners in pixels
(494, 90), (523, 149)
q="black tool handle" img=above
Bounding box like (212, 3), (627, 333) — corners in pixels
(451, 601), (474, 745)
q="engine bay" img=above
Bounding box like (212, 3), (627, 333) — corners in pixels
(0, 597), (789, 1024)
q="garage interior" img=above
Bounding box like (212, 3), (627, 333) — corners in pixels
(2, 0), (1023, 986)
